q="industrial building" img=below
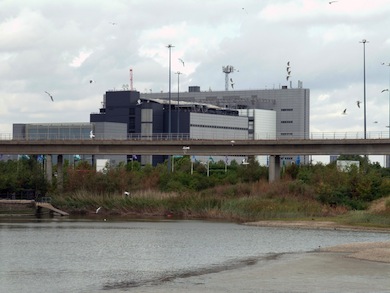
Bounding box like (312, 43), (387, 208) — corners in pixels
(90, 90), (276, 166)
(11, 83), (308, 167)
(140, 85), (310, 164)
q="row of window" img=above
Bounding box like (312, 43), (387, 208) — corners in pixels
(281, 121), (293, 124)
(191, 124), (247, 131)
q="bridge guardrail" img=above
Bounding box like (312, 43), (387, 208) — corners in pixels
(1, 131), (390, 141)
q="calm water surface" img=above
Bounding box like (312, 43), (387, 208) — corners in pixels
(1, 218), (389, 293)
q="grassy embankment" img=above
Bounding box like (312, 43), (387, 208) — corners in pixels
(51, 180), (390, 227)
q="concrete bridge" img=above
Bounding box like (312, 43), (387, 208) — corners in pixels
(1, 138), (390, 183)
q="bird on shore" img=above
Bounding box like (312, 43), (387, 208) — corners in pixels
(96, 207), (101, 214)
(45, 91), (54, 102)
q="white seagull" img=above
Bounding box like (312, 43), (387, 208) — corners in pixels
(178, 58), (185, 67)
(89, 130), (95, 139)
(96, 207), (101, 213)
(45, 91), (54, 102)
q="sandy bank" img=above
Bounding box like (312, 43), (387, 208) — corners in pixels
(127, 248), (390, 293)
(244, 219), (390, 232)
(321, 241), (390, 263)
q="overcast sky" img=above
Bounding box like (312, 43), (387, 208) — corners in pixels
(1, 0), (390, 146)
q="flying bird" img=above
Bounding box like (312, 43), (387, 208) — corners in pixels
(109, 22), (117, 25)
(286, 75), (291, 81)
(329, 1), (338, 4)
(381, 89), (389, 93)
(96, 207), (101, 213)
(178, 58), (185, 67)
(45, 91), (54, 102)
(356, 100), (361, 108)
(89, 80), (94, 84)
(89, 130), (95, 139)
(342, 109), (347, 115)
(124, 191), (130, 196)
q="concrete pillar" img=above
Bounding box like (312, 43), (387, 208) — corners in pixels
(57, 154), (63, 191)
(45, 155), (53, 184)
(269, 155), (281, 182)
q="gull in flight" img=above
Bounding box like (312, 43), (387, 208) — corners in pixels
(342, 108), (347, 115)
(90, 130), (95, 139)
(124, 191), (130, 196)
(382, 89), (389, 93)
(178, 58), (185, 67)
(329, 1), (338, 4)
(45, 91), (54, 102)
(356, 101), (361, 108)
(96, 207), (101, 213)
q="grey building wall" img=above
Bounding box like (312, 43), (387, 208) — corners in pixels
(140, 87), (310, 140)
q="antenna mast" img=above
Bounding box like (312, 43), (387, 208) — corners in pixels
(130, 68), (133, 90)
(222, 65), (234, 91)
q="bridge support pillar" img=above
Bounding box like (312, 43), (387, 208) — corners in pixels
(269, 155), (281, 182)
(45, 155), (53, 184)
(57, 155), (63, 192)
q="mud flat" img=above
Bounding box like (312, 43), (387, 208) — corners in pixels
(126, 240), (390, 293)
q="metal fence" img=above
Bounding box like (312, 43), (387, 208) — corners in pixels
(1, 131), (390, 141)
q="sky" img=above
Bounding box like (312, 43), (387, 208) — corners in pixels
(1, 0), (390, 163)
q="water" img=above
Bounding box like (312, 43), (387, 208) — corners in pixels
(1, 218), (389, 293)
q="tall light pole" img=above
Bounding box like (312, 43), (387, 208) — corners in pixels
(175, 71), (181, 135)
(382, 62), (390, 167)
(382, 63), (390, 138)
(167, 44), (174, 172)
(360, 39), (368, 139)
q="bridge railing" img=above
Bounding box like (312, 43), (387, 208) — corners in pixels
(1, 131), (390, 141)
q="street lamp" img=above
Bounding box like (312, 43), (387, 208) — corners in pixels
(175, 71), (182, 136)
(382, 62), (390, 167)
(360, 39), (368, 139)
(167, 44), (174, 172)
